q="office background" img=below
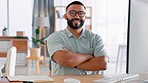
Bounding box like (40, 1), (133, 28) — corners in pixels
(0, 0), (129, 74)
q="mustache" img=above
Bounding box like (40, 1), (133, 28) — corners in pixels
(71, 18), (81, 21)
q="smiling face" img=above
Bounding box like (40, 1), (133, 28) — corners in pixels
(64, 4), (86, 30)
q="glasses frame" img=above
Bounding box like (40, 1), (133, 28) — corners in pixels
(66, 10), (86, 17)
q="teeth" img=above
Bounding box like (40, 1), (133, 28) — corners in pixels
(73, 21), (80, 23)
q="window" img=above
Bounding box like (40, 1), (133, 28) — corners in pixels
(0, 0), (7, 35)
(0, 0), (33, 38)
(92, 0), (129, 74)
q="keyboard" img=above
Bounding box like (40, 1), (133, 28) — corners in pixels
(93, 74), (139, 83)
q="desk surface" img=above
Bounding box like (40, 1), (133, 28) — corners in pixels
(0, 36), (28, 40)
(47, 73), (148, 83)
(50, 75), (104, 83)
(6, 75), (104, 83)
(3, 72), (148, 83)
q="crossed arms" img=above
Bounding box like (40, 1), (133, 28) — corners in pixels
(52, 48), (109, 71)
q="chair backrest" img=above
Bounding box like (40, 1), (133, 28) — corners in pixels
(29, 48), (41, 59)
(5, 46), (17, 76)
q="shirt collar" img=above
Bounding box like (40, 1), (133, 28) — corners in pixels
(64, 28), (87, 38)
(65, 28), (73, 37)
(80, 29), (87, 38)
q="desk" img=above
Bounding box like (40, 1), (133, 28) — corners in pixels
(7, 75), (104, 83)
(4, 73), (148, 83)
(50, 75), (104, 83)
(0, 36), (28, 57)
(0, 52), (7, 57)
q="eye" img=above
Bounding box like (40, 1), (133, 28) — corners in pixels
(69, 10), (76, 16)
(79, 11), (86, 17)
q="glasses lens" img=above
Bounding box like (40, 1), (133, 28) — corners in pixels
(69, 10), (77, 17)
(79, 11), (85, 17)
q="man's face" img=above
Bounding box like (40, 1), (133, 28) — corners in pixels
(66, 4), (86, 29)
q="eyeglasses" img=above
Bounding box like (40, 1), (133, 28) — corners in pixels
(66, 10), (86, 17)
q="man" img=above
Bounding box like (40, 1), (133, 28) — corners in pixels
(47, 1), (108, 75)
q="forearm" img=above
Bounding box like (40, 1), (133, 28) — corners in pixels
(76, 56), (108, 71)
(53, 50), (94, 68)
(66, 51), (94, 67)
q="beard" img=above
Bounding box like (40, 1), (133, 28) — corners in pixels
(67, 18), (85, 29)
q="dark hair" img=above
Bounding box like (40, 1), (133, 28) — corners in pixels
(66, 1), (86, 12)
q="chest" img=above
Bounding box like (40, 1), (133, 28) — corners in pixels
(62, 37), (94, 54)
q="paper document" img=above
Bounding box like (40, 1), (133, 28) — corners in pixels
(6, 75), (54, 82)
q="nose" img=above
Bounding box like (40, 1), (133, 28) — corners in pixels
(74, 13), (80, 18)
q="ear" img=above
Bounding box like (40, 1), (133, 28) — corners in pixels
(64, 14), (67, 20)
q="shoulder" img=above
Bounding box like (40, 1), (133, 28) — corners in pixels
(84, 30), (101, 39)
(47, 30), (69, 43)
(49, 30), (66, 38)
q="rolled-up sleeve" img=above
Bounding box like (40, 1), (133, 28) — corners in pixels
(93, 35), (107, 57)
(47, 33), (63, 58)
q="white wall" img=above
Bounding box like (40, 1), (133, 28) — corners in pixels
(0, 0), (7, 35)
(54, 0), (93, 6)
(0, 0), (33, 38)
(9, 0), (33, 38)
(128, 0), (148, 74)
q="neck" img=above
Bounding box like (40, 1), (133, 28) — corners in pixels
(67, 26), (83, 38)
